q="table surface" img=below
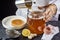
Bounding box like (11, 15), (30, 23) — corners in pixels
(0, 21), (60, 40)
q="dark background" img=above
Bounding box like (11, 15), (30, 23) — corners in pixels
(58, 14), (60, 21)
(0, 0), (17, 20)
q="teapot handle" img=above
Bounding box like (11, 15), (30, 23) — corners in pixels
(49, 0), (57, 4)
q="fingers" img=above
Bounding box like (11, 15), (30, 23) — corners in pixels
(43, 4), (57, 22)
(43, 8), (52, 22)
(45, 11), (53, 22)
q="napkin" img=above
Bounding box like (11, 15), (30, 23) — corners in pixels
(41, 25), (59, 40)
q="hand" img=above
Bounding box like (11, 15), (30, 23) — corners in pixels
(43, 4), (57, 22)
(38, 4), (57, 22)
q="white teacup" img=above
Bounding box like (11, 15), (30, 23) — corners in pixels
(35, 0), (57, 7)
(2, 15), (27, 38)
(2, 15), (27, 30)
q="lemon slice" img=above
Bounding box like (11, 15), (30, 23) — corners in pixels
(22, 29), (31, 37)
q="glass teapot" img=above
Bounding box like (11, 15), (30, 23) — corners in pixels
(27, 8), (46, 34)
